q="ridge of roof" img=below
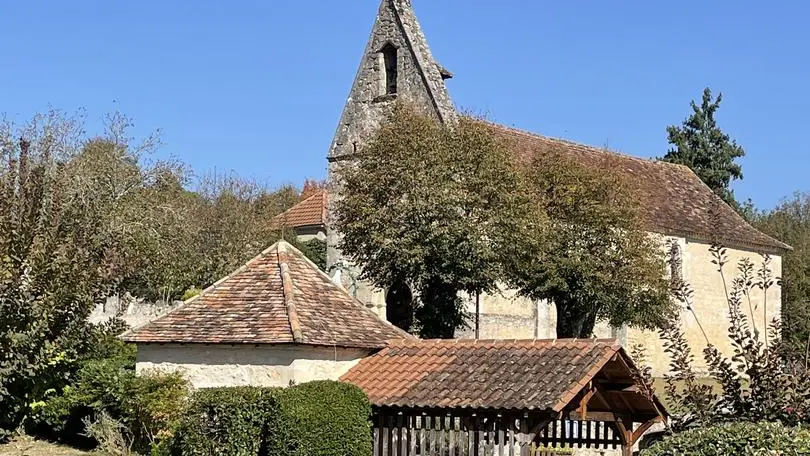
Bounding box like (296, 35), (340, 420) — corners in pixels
(280, 238), (415, 342)
(479, 119), (679, 168)
(480, 119), (790, 252)
(119, 241), (282, 341)
(121, 239), (413, 347)
(385, 338), (621, 347)
(278, 242), (303, 343)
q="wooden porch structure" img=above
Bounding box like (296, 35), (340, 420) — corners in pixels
(342, 339), (667, 456)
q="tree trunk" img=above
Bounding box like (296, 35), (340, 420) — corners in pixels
(555, 299), (597, 338)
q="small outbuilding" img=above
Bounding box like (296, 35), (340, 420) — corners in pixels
(121, 240), (411, 388)
(342, 338), (667, 456)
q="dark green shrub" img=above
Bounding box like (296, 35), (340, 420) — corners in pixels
(267, 380), (372, 456)
(172, 381), (371, 456)
(173, 387), (281, 456)
(29, 355), (135, 445)
(29, 351), (188, 453)
(641, 422), (810, 455)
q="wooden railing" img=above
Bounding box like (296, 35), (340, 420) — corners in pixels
(372, 412), (622, 456)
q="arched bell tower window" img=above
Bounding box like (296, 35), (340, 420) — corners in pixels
(380, 43), (398, 95)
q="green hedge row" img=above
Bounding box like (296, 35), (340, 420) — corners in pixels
(641, 422), (810, 455)
(172, 381), (372, 456)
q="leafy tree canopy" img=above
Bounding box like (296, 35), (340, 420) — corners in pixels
(0, 110), (306, 435)
(507, 149), (675, 338)
(335, 103), (536, 338)
(662, 87), (745, 207)
(753, 192), (810, 361)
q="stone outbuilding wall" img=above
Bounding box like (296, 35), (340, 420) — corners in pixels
(136, 344), (371, 389)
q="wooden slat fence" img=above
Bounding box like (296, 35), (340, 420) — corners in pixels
(373, 412), (623, 456)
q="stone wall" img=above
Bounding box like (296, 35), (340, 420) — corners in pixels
(135, 343), (372, 389)
(89, 296), (180, 329)
(326, 0), (456, 304)
(626, 237), (782, 376)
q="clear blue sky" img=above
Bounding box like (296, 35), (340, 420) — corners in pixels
(2, 1), (808, 209)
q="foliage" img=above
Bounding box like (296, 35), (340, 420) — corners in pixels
(282, 236), (327, 271)
(641, 422), (810, 456)
(661, 245), (810, 429)
(753, 192), (810, 363)
(0, 111), (158, 436)
(507, 148), (674, 337)
(173, 387), (280, 456)
(81, 412), (135, 456)
(123, 170), (300, 302)
(335, 103), (534, 338)
(173, 381), (371, 456)
(0, 110), (300, 436)
(661, 87), (746, 207)
(28, 347), (188, 453)
(266, 381), (372, 456)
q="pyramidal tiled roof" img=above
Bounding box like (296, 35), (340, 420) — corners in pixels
(121, 241), (412, 348)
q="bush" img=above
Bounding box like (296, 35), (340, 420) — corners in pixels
(267, 381), (372, 456)
(173, 387), (281, 456)
(173, 381), (371, 456)
(641, 422), (810, 455)
(29, 351), (188, 453)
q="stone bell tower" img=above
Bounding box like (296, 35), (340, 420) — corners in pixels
(325, 0), (456, 314)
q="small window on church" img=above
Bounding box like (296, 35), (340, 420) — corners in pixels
(381, 43), (398, 95)
(669, 242), (684, 288)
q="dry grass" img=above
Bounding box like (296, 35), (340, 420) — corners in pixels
(0, 438), (90, 456)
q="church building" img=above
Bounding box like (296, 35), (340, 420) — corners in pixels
(275, 0), (790, 375)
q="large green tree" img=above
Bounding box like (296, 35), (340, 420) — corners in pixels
(662, 87), (745, 206)
(0, 111), (164, 434)
(753, 193), (810, 361)
(335, 103), (536, 338)
(508, 149), (675, 338)
(0, 110), (302, 435)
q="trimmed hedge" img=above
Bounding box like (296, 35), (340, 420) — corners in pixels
(267, 380), (372, 456)
(173, 381), (371, 456)
(641, 422), (810, 455)
(173, 387), (281, 456)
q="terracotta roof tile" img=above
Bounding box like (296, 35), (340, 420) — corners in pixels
(341, 339), (621, 411)
(485, 122), (789, 252)
(271, 190), (328, 229)
(279, 123), (788, 252)
(121, 240), (412, 348)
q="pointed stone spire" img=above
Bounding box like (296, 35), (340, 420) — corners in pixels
(326, 0), (456, 161)
(325, 0), (457, 304)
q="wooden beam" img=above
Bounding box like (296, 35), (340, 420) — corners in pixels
(566, 411), (617, 422)
(615, 418), (634, 456)
(631, 416), (664, 445)
(578, 382), (596, 419)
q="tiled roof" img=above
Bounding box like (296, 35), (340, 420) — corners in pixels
(121, 240), (412, 348)
(486, 122), (789, 252)
(342, 339), (644, 412)
(271, 190), (328, 229)
(277, 124), (788, 252)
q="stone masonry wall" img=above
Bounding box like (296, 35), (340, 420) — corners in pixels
(626, 238), (782, 377)
(326, 0), (456, 316)
(136, 343), (371, 389)
(457, 236), (782, 378)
